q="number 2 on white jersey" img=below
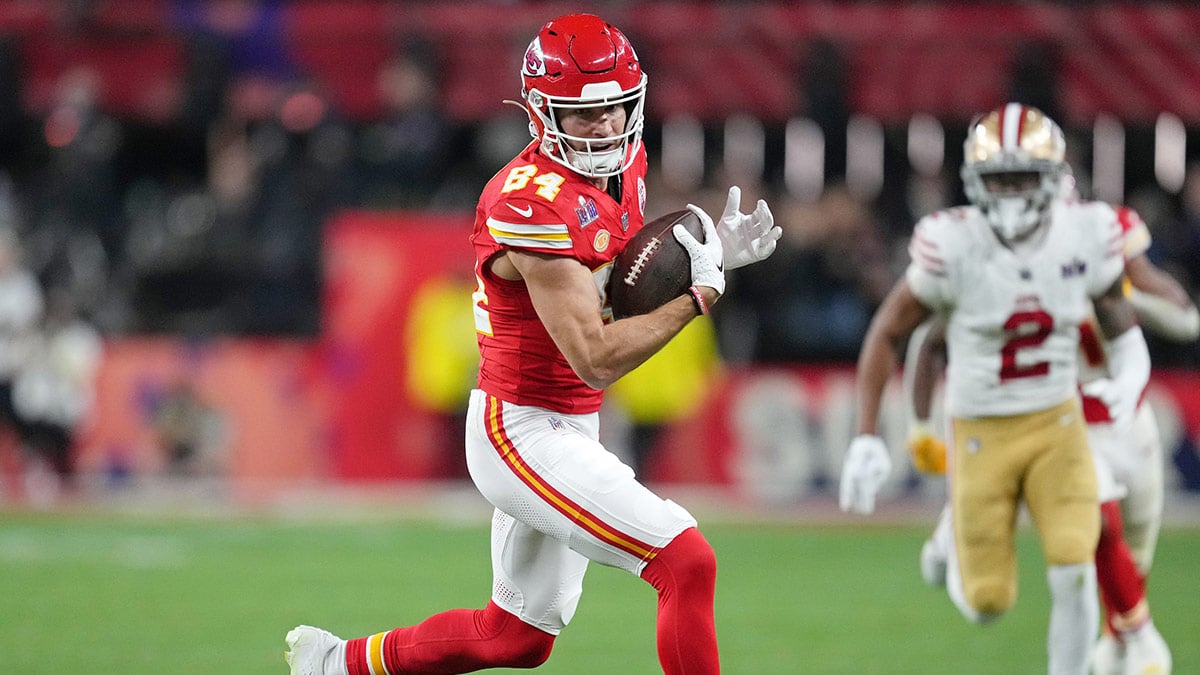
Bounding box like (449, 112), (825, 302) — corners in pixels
(999, 310), (1053, 381)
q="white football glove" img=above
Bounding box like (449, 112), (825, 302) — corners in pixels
(1080, 326), (1151, 430)
(839, 435), (893, 515)
(712, 186), (781, 270)
(675, 207), (725, 295)
(1080, 378), (1134, 430)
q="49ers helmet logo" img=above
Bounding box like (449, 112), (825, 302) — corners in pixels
(522, 38), (546, 77)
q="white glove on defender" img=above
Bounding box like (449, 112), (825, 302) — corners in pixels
(675, 207), (725, 295)
(709, 186), (780, 270)
(839, 435), (893, 515)
(1080, 326), (1151, 430)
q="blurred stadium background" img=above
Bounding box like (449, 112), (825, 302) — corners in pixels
(0, 1), (1198, 672)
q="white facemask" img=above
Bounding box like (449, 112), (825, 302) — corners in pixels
(986, 195), (1043, 242)
(561, 142), (627, 175)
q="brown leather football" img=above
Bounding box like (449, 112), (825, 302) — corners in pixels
(609, 209), (704, 318)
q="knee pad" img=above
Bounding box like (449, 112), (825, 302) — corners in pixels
(1042, 534), (1096, 567)
(1038, 499), (1100, 566)
(962, 580), (1014, 621)
(642, 527), (717, 595)
(1041, 512), (1098, 566)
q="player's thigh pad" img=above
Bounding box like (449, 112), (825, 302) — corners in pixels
(1092, 402), (1163, 487)
(487, 508), (588, 635)
(1021, 398), (1099, 566)
(1117, 403), (1165, 571)
(950, 415), (1024, 615)
(465, 390), (697, 575)
(1086, 429), (1128, 504)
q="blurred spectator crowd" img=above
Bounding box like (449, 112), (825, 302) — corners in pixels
(0, 0), (1197, 370)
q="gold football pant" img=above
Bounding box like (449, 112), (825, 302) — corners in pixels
(949, 397), (1099, 616)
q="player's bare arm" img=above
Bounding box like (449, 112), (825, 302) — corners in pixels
(909, 316), (946, 422)
(903, 316), (950, 474)
(1125, 255), (1190, 307)
(1124, 253), (1200, 341)
(1092, 276), (1141, 340)
(855, 279), (933, 436)
(504, 248), (699, 390)
(842, 278), (929, 514)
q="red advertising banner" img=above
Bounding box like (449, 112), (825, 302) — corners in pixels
(75, 338), (330, 483)
(319, 210), (478, 480)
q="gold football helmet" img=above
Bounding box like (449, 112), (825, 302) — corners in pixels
(961, 103), (1069, 242)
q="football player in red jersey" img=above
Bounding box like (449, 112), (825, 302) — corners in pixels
(285, 13), (779, 675)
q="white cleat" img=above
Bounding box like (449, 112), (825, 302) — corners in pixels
(1123, 621), (1171, 675)
(920, 504), (951, 587)
(1090, 633), (1124, 675)
(284, 625), (345, 675)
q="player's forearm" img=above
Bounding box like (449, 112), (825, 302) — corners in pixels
(578, 294), (700, 389)
(1129, 289), (1200, 342)
(858, 281), (929, 435)
(856, 331), (897, 436)
(907, 321), (945, 421)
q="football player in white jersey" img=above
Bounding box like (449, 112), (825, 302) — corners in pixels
(838, 103), (1151, 675)
(907, 203), (1194, 675)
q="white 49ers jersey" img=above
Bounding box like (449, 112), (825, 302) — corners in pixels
(907, 199), (1125, 418)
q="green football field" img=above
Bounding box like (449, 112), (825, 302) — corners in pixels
(1, 509), (1195, 674)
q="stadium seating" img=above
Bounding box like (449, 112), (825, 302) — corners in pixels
(4, 2), (1200, 125)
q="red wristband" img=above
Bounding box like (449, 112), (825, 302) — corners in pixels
(687, 285), (710, 316)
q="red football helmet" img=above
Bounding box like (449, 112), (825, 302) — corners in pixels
(520, 14), (647, 177)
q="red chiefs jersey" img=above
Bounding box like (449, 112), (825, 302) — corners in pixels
(470, 141), (648, 414)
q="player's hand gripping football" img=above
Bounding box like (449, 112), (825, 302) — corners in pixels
(906, 420), (947, 475)
(675, 207), (725, 295)
(711, 186), (781, 270)
(839, 435), (893, 515)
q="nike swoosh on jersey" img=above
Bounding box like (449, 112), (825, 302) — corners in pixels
(506, 203), (534, 218)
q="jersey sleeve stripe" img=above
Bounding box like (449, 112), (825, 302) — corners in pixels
(1122, 225), (1151, 259)
(487, 217), (573, 249)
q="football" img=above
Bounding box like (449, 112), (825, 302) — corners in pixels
(609, 209), (703, 318)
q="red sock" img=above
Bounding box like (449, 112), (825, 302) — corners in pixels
(345, 601), (554, 675)
(640, 527), (719, 675)
(1095, 500), (1146, 631)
